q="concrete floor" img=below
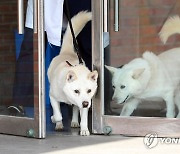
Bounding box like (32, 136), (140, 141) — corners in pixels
(0, 107), (180, 154)
(0, 130), (180, 154)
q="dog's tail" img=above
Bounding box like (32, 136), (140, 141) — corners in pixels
(60, 11), (92, 54)
(159, 15), (180, 44)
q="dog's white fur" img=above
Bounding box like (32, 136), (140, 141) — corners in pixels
(106, 15), (180, 118)
(48, 11), (98, 136)
(159, 15), (180, 44)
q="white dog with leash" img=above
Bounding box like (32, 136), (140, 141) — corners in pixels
(106, 15), (180, 118)
(48, 11), (98, 136)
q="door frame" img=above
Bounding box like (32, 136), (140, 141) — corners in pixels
(0, 0), (45, 138)
(92, 0), (180, 137)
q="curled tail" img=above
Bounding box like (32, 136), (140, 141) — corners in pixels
(60, 11), (92, 54)
(159, 15), (180, 44)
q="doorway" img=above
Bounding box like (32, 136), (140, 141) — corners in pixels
(92, 0), (180, 137)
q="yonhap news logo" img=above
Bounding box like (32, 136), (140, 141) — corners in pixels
(144, 132), (158, 148)
(143, 132), (180, 149)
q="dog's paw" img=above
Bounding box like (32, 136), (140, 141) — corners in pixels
(71, 121), (80, 128)
(176, 113), (180, 118)
(51, 116), (56, 123)
(166, 111), (175, 118)
(55, 121), (64, 131)
(166, 113), (175, 118)
(80, 129), (90, 136)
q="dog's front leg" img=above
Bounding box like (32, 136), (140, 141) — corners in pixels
(80, 108), (90, 136)
(164, 93), (175, 118)
(71, 105), (80, 128)
(50, 96), (63, 130)
(120, 99), (140, 116)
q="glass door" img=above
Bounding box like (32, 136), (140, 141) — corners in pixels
(92, 0), (180, 137)
(0, 0), (45, 138)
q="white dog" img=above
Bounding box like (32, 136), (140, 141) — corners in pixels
(106, 15), (180, 118)
(48, 11), (98, 136)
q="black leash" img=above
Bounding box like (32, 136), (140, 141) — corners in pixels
(64, 0), (83, 64)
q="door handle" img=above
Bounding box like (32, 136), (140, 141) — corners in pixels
(103, 0), (108, 32)
(18, 0), (24, 34)
(114, 0), (119, 32)
(33, 0), (38, 33)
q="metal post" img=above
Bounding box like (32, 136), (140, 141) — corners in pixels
(18, 0), (24, 34)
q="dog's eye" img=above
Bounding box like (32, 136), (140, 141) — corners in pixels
(74, 90), (80, 94)
(87, 89), (91, 93)
(120, 85), (125, 89)
(112, 85), (115, 89)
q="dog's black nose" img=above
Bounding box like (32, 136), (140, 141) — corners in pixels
(82, 101), (89, 108)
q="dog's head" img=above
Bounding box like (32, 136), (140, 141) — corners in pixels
(63, 65), (98, 108)
(106, 65), (148, 104)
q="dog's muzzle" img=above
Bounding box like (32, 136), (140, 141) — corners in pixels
(82, 101), (89, 108)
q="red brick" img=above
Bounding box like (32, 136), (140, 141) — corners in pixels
(121, 18), (139, 27)
(110, 27), (139, 38)
(139, 36), (160, 44)
(148, 0), (175, 6)
(149, 8), (170, 17)
(139, 17), (150, 25)
(111, 37), (137, 47)
(140, 26), (157, 36)
(34, 62), (39, 73)
(120, 8), (139, 17)
(121, 0), (139, 7)
(139, 8), (150, 17)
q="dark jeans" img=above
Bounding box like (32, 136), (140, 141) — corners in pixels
(13, 27), (34, 107)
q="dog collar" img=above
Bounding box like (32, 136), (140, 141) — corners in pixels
(66, 61), (73, 67)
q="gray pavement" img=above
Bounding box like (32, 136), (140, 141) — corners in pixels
(0, 131), (180, 154)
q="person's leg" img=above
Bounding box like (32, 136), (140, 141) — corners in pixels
(13, 27), (34, 107)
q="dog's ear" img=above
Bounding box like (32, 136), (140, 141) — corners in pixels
(132, 68), (145, 79)
(66, 71), (77, 82)
(88, 70), (98, 82)
(105, 65), (117, 75)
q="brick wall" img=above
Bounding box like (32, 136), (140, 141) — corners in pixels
(0, 1), (29, 106)
(109, 0), (180, 66)
(0, 1), (17, 105)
